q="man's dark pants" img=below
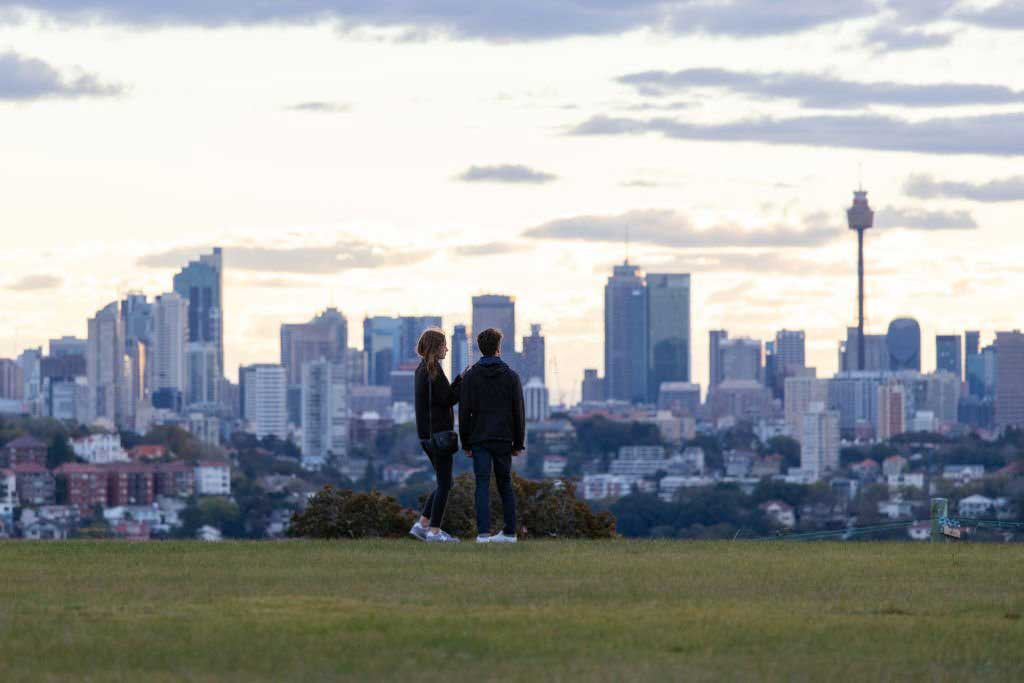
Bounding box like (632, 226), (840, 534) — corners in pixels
(472, 443), (516, 536)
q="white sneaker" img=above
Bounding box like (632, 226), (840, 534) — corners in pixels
(488, 531), (517, 544)
(475, 535), (491, 544)
(409, 523), (428, 542)
(426, 530), (460, 544)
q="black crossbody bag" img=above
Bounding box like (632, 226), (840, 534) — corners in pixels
(424, 372), (459, 459)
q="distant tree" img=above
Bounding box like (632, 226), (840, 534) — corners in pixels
(119, 430), (144, 449)
(764, 436), (800, 469)
(363, 456), (378, 491)
(46, 433), (76, 469)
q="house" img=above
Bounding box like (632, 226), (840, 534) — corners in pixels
(882, 455), (908, 477)
(111, 520), (150, 540)
(581, 474), (634, 501)
(877, 499), (914, 520)
(849, 459), (880, 481)
(751, 455), (784, 478)
(72, 433), (129, 464)
(12, 463), (56, 506)
(942, 465), (985, 485)
(381, 464), (425, 485)
(759, 500), (796, 529)
(128, 444), (170, 461)
(0, 468), (16, 517)
(194, 461), (231, 496)
(829, 477), (859, 502)
(658, 476), (715, 502)
(266, 508), (293, 538)
(958, 494), (994, 518)
(542, 456), (568, 478)
(724, 450), (756, 478)
(886, 473), (925, 492)
(1, 434), (48, 467)
(18, 506), (79, 539)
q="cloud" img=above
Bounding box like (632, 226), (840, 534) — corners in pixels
(0, 51), (123, 101)
(0, 1), (877, 40)
(7, 274), (62, 290)
(876, 206), (977, 230)
(454, 241), (531, 257)
(616, 68), (1023, 108)
(286, 101), (350, 113)
(524, 209), (839, 248)
(903, 173), (1024, 202)
(138, 242), (429, 274)
(568, 111), (1024, 157)
(456, 164), (557, 184)
(862, 25), (955, 52)
(958, 1), (1024, 30)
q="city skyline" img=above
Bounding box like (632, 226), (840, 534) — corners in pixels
(2, 6), (1024, 401)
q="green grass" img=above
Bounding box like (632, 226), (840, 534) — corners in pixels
(1, 540), (1022, 681)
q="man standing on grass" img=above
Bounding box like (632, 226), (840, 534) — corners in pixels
(458, 327), (525, 544)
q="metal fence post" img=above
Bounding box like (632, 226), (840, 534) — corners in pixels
(930, 497), (948, 544)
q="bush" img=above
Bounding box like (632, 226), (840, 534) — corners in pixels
(424, 472), (616, 540)
(289, 486), (415, 539)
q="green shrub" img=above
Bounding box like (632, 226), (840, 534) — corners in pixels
(424, 472), (616, 540)
(289, 486), (415, 539)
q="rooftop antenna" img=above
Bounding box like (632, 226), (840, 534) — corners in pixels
(857, 161), (863, 191)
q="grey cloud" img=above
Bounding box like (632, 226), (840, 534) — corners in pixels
(287, 101), (350, 113)
(139, 242), (429, 273)
(959, 2), (1024, 30)
(7, 274), (62, 290)
(862, 25), (955, 52)
(617, 68), (1022, 108)
(0, 51), (122, 101)
(876, 206), (977, 230)
(904, 173), (1024, 202)
(454, 241), (531, 257)
(569, 112), (1024, 156)
(650, 252), (847, 276)
(524, 209), (839, 248)
(457, 164), (557, 184)
(0, 1), (876, 40)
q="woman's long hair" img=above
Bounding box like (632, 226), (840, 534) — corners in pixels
(416, 328), (446, 380)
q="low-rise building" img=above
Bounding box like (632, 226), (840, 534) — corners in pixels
(942, 465), (985, 485)
(542, 456), (568, 478)
(107, 464), (156, 506)
(0, 468), (16, 517)
(882, 455), (908, 477)
(724, 450), (756, 478)
(195, 461), (231, 496)
(12, 463), (56, 506)
(73, 433), (129, 464)
(849, 459), (881, 481)
(55, 463), (108, 515)
(886, 472), (925, 491)
(153, 461), (195, 498)
(759, 500), (796, 529)
(958, 494), (995, 518)
(581, 474), (634, 501)
(877, 499), (914, 520)
(1, 434), (48, 467)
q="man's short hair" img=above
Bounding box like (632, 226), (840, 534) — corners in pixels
(477, 328), (502, 357)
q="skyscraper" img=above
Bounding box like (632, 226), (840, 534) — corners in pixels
(581, 369), (604, 403)
(522, 324), (546, 383)
(280, 308), (348, 387)
(604, 262), (648, 403)
(877, 380), (906, 441)
(121, 292), (152, 426)
(524, 377), (550, 422)
(472, 294), (516, 364)
(239, 364), (288, 440)
(965, 331), (980, 358)
(708, 330), (728, 389)
(451, 324), (469, 378)
(995, 331), (1024, 430)
(173, 247), (223, 402)
(847, 189), (875, 371)
(86, 301), (125, 426)
(801, 403), (840, 482)
(0, 359), (23, 400)
(719, 338), (762, 383)
(151, 293), (188, 399)
(967, 342), (996, 399)
(935, 334), (962, 380)
(887, 318), (921, 372)
(398, 316), (442, 366)
(646, 273), (691, 403)
(363, 316), (399, 386)
(784, 375), (827, 442)
(839, 328), (888, 372)
(301, 359), (350, 470)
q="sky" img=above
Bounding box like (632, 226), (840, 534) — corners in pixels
(1, 1), (1023, 403)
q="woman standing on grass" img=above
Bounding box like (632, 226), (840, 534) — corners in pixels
(409, 328), (463, 544)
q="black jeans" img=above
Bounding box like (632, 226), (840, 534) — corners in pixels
(421, 451), (453, 528)
(472, 444), (516, 536)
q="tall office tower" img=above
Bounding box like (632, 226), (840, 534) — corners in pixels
(524, 377), (550, 422)
(708, 330), (728, 389)
(935, 334), (962, 380)
(581, 369), (604, 403)
(451, 324), (469, 378)
(87, 301), (126, 426)
(801, 403), (840, 482)
(0, 359), (23, 400)
(363, 316), (400, 386)
(151, 293), (188, 397)
(719, 338), (762, 383)
(239, 364), (288, 440)
(887, 317), (921, 372)
(839, 328), (888, 372)
(828, 372), (886, 436)
(847, 188), (875, 371)
(280, 308), (348, 387)
(995, 331), (1024, 430)
(173, 247), (223, 402)
(49, 336), (87, 358)
(301, 359), (349, 470)
(15, 348), (42, 405)
(965, 331), (980, 358)
(522, 324), (546, 383)
(646, 273), (691, 403)
(604, 263), (648, 403)
(657, 382), (701, 416)
(784, 376), (828, 442)
(772, 330), (806, 397)
(876, 380), (907, 441)
(398, 316), (443, 366)
(472, 294), (516, 364)
(967, 343), (996, 399)
(121, 293), (152, 425)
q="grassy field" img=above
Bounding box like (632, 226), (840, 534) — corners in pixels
(1, 540), (1022, 682)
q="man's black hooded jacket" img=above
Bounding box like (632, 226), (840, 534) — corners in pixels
(458, 355), (525, 451)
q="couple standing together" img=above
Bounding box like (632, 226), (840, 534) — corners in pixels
(409, 327), (525, 544)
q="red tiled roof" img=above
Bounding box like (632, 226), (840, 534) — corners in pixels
(129, 445), (169, 457)
(4, 434), (47, 449)
(11, 462), (50, 473)
(54, 463), (106, 474)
